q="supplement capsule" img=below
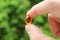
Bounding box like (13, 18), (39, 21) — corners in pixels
(25, 15), (32, 25)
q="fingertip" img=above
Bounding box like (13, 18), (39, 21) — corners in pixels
(25, 24), (40, 32)
(25, 24), (43, 35)
(25, 24), (36, 33)
(25, 24), (31, 30)
(26, 9), (38, 18)
(25, 24), (31, 31)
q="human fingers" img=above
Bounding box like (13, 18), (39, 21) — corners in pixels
(27, 0), (49, 18)
(27, 0), (60, 18)
(25, 24), (54, 40)
(48, 14), (60, 38)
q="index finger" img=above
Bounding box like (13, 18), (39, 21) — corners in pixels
(27, 0), (49, 18)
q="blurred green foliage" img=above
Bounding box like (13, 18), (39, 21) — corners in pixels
(0, 0), (60, 40)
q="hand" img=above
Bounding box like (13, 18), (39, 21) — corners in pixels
(26, 0), (60, 38)
(25, 24), (55, 40)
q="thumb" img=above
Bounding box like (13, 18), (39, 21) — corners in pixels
(25, 24), (43, 40)
(25, 24), (54, 40)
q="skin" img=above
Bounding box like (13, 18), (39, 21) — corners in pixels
(25, 0), (60, 40)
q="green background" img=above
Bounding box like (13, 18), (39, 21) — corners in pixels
(0, 0), (60, 40)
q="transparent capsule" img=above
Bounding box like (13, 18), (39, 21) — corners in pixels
(25, 15), (32, 25)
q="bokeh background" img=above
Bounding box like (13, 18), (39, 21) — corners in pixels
(0, 0), (60, 40)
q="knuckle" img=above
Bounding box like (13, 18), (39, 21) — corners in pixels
(49, 1), (55, 6)
(45, 0), (56, 6)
